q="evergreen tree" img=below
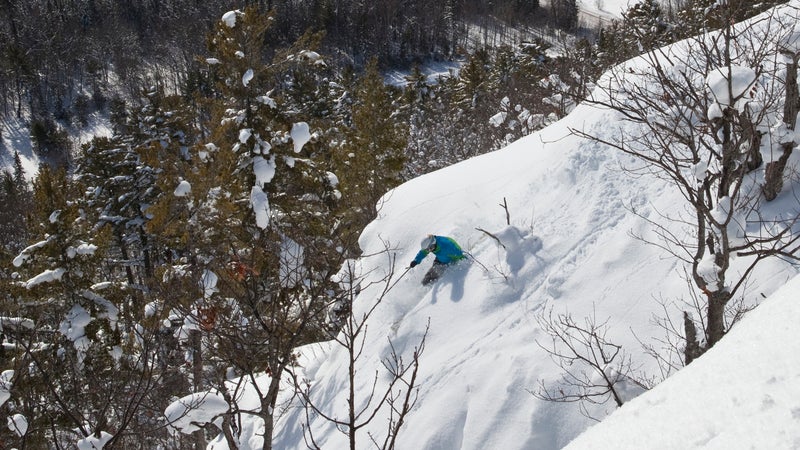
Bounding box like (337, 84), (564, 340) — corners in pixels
(550, 0), (578, 30)
(454, 48), (492, 110)
(4, 165), (135, 447)
(622, 0), (674, 52)
(11, 150), (26, 191)
(336, 59), (407, 245)
(402, 64), (437, 178)
(0, 151), (31, 253)
(676, 0), (786, 38)
(3, 89), (207, 449)
(145, 8), (349, 448)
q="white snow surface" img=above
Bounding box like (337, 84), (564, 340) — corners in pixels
(239, 128), (252, 144)
(0, 370), (13, 407)
(174, 180), (192, 197)
(706, 65), (757, 106)
(221, 10), (238, 28)
(166, 392), (229, 434)
(250, 185), (270, 229)
(77, 431), (113, 450)
(24, 267), (66, 288)
(270, 96), (776, 449)
(242, 68), (254, 87)
(264, 3), (800, 450)
(67, 243), (98, 258)
(7, 413), (27, 437)
(253, 155), (276, 186)
(201, 269), (218, 300)
(577, 0), (632, 20)
(384, 60), (462, 86)
(564, 273), (800, 450)
(60, 304), (93, 344)
(290, 122), (311, 153)
(12, 239), (49, 267)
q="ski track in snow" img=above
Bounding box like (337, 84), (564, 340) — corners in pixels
(365, 122), (668, 450)
(294, 109), (675, 450)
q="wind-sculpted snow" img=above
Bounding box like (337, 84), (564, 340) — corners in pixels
(166, 392), (228, 435)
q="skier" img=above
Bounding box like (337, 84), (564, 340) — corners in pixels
(410, 234), (466, 285)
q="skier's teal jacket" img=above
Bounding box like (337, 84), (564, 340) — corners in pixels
(413, 235), (466, 265)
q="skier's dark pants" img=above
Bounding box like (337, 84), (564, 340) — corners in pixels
(422, 261), (448, 286)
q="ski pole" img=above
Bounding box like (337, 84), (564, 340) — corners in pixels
(386, 265), (412, 293)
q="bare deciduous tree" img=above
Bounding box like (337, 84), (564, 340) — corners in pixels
(574, 2), (800, 362)
(294, 247), (427, 450)
(532, 309), (650, 420)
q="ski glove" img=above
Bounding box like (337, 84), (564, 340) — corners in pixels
(409, 261), (418, 268)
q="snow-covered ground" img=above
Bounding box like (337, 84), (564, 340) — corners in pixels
(264, 106), (796, 448)
(271, 112), (666, 449)
(0, 113), (111, 180)
(384, 60), (463, 87)
(564, 273), (800, 450)
(0, 117), (39, 180)
(578, 0), (633, 23)
(210, 3), (800, 449)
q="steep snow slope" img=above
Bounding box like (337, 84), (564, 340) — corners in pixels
(564, 273), (800, 450)
(0, 117), (40, 180)
(268, 99), (797, 449)
(0, 113), (111, 179)
(259, 3), (800, 449)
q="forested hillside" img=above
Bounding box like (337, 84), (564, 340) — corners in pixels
(0, 0), (598, 256)
(0, 0), (794, 449)
(0, 0), (554, 120)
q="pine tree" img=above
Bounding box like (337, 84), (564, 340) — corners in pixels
(13, 89), (204, 449)
(4, 164), (135, 447)
(402, 64), (437, 177)
(550, 0), (578, 30)
(0, 151), (31, 253)
(336, 59), (407, 245)
(455, 48), (492, 109)
(619, 0), (675, 53)
(145, 8), (348, 449)
(675, 0), (784, 38)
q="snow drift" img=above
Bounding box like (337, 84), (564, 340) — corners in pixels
(564, 272), (800, 450)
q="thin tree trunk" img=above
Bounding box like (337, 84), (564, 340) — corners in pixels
(348, 335), (357, 450)
(763, 144), (793, 200)
(705, 290), (731, 349)
(191, 330), (206, 450)
(764, 52), (800, 200)
(261, 369), (284, 450)
(683, 311), (702, 365)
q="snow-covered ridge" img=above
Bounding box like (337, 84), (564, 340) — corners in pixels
(564, 272), (800, 450)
